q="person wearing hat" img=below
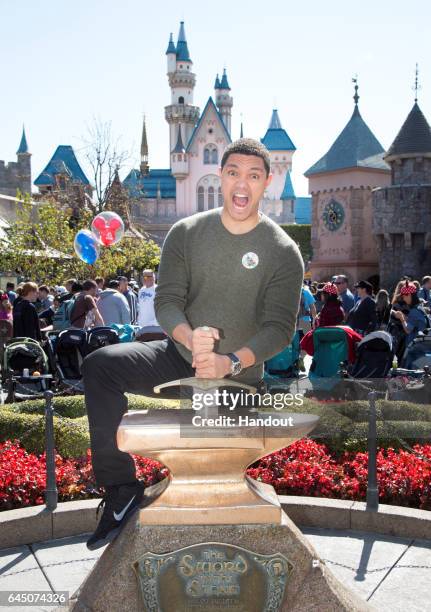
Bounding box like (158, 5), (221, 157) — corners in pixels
(346, 280), (377, 335)
(315, 282), (345, 327)
(392, 281), (430, 351)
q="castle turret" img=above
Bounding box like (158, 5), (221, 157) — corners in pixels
(215, 69), (233, 135)
(164, 21), (200, 155)
(16, 126), (31, 195)
(166, 33), (176, 74)
(170, 124), (189, 179)
(373, 97), (431, 288)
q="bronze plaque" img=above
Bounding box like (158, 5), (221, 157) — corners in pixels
(133, 542), (293, 612)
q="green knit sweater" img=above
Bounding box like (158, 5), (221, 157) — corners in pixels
(154, 208), (304, 384)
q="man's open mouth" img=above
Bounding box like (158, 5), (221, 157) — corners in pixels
(232, 193), (249, 209)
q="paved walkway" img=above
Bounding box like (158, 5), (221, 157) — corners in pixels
(0, 527), (430, 611)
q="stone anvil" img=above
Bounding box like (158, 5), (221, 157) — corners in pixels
(117, 377), (319, 525)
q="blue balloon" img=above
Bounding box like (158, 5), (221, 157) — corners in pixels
(74, 230), (100, 265)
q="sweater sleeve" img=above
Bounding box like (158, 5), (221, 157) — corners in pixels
(243, 242), (304, 364)
(121, 295), (131, 325)
(154, 222), (190, 336)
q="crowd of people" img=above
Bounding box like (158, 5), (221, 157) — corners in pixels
(2, 271), (431, 365)
(0, 270), (162, 343)
(300, 274), (431, 361)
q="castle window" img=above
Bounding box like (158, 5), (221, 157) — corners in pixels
(218, 187), (223, 206)
(178, 96), (184, 104)
(204, 144), (218, 165)
(208, 187), (214, 209)
(198, 186), (205, 212)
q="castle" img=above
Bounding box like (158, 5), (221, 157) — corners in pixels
(122, 21), (309, 242)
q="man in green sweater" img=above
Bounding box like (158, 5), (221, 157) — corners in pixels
(83, 138), (304, 549)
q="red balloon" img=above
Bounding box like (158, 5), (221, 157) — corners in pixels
(93, 217), (122, 246)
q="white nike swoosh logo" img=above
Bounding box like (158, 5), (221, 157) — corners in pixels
(113, 495), (136, 521)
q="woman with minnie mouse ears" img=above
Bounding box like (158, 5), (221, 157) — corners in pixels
(392, 281), (430, 349)
(315, 282), (345, 328)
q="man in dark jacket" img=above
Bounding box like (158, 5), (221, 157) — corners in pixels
(346, 280), (377, 335)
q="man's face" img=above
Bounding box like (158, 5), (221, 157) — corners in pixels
(425, 280), (431, 290)
(220, 154), (271, 225)
(357, 287), (366, 299)
(88, 287), (97, 298)
(143, 275), (154, 287)
(334, 277), (346, 295)
(39, 289), (48, 300)
(119, 280), (128, 293)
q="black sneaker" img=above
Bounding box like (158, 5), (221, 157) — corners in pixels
(86, 480), (145, 550)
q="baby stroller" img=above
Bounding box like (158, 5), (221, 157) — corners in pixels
(342, 331), (394, 399)
(264, 330), (303, 391)
(86, 326), (120, 355)
(46, 329), (87, 394)
(304, 327), (351, 398)
(402, 331), (431, 370)
(3, 337), (51, 402)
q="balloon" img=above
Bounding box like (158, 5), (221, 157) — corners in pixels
(74, 229), (100, 265)
(91, 211), (125, 246)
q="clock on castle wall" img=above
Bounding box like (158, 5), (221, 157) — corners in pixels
(322, 199), (345, 231)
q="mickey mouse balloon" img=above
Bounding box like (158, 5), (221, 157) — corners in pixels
(91, 211), (125, 247)
(74, 229), (100, 265)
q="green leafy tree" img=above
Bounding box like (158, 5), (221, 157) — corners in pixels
(0, 194), (160, 285)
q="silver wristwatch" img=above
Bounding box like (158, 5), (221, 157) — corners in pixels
(227, 353), (242, 376)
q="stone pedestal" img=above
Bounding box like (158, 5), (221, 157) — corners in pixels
(69, 508), (372, 612)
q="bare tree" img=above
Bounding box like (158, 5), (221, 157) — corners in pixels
(81, 117), (130, 213)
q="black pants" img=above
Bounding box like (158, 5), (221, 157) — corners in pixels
(82, 339), (194, 486)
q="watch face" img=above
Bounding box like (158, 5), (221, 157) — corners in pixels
(322, 199), (345, 231)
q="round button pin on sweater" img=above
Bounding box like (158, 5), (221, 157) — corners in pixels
(242, 252), (259, 269)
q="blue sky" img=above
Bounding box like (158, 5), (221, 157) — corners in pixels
(1, 0), (430, 195)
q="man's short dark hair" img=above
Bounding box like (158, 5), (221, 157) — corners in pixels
(6, 282), (14, 290)
(82, 280), (97, 291)
(221, 138), (271, 176)
(38, 285), (49, 293)
(71, 282), (83, 293)
(108, 279), (120, 289)
(117, 276), (128, 283)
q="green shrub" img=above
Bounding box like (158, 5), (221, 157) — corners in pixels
(0, 410), (90, 457)
(280, 224), (312, 262)
(6, 394), (180, 419)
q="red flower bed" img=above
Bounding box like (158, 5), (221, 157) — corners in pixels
(1, 439), (430, 511)
(0, 440), (168, 511)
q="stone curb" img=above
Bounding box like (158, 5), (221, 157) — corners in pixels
(0, 496), (430, 550)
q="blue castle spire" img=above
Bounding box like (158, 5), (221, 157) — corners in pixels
(17, 126), (29, 155)
(166, 32), (176, 54)
(176, 21), (191, 62)
(220, 68), (230, 90)
(214, 74), (221, 89)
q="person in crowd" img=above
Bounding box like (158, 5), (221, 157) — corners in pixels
(38, 285), (54, 312)
(137, 270), (161, 333)
(346, 280), (377, 335)
(70, 280), (104, 329)
(117, 276), (138, 324)
(12, 282), (41, 340)
(333, 275), (355, 316)
(95, 277), (105, 296)
(315, 282), (345, 327)
(98, 280), (131, 325)
(392, 282), (429, 351)
(6, 282), (17, 304)
(375, 289), (392, 329)
(297, 282), (317, 333)
(59, 278), (79, 303)
(38, 295), (61, 327)
(82, 137), (304, 550)
(418, 276), (431, 309)
(0, 293), (13, 322)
